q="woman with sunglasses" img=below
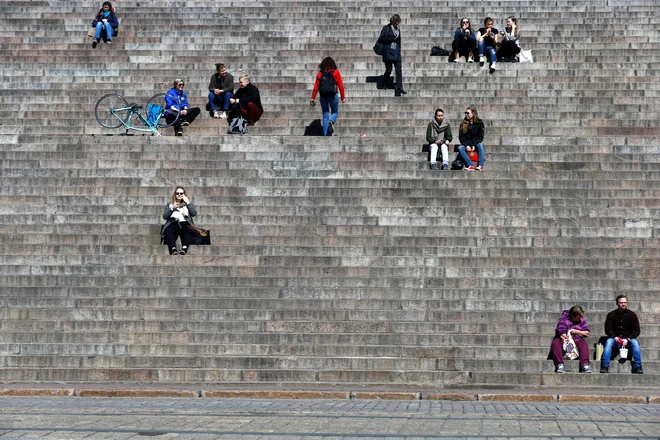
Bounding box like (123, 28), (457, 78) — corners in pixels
(451, 17), (476, 63)
(161, 186), (197, 255)
(164, 78), (201, 136)
(457, 107), (485, 171)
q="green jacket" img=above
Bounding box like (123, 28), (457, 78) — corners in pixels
(426, 122), (453, 145)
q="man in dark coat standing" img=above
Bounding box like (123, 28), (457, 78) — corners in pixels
(377, 14), (406, 96)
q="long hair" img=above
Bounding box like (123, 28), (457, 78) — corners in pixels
(459, 17), (472, 34)
(507, 16), (518, 37)
(319, 57), (337, 71)
(483, 17), (493, 27)
(170, 186), (192, 204)
(460, 106), (479, 133)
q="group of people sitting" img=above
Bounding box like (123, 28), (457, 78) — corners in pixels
(451, 16), (521, 72)
(426, 106), (485, 171)
(157, 68), (263, 136)
(549, 296), (644, 374)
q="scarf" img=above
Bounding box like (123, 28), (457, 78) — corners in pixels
(391, 25), (400, 39)
(429, 117), (448, 141)
(102, 11), (110, 18)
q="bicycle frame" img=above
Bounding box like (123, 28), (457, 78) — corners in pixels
(110, 105), (163, 136)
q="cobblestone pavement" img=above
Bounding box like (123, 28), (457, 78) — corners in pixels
(0, 397), (659, 439)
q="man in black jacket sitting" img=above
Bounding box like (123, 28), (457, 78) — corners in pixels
(208, 63), (235, 119)
(600, 295), (643, 374)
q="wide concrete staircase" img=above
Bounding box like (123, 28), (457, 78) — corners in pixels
(0, 0), (659, 388)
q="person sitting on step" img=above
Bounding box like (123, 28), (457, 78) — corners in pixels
(310, 57), (346, 137)
(497, 16), (521, 62)
(229, 74), (263, 125)
(476, 17), (499, 72)
(161, 186), (197, 256)
(549, 305), (592, 373)
(91, 1), (119, 48)
(208, 63), (235, 120)
(600, 295), (644, 374)
(165, 78), (201, 136)
(451, 17), (476, 63)
(457, 106), (485, 171)
(426, 108), (453, 170)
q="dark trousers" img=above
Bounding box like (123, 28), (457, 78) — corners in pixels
(163, 222), (193, 253)
(550, 337), (590, 368)
(497, 40), (521, 60)
(381, 60), (403, 91)
(166, 107), (201, 133)
(239, 102), (263, 124)
(452, 38), (475, 58)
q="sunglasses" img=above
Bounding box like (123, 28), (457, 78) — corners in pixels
(465, 112), (470, 115)
(462, 21), (469, 24)
(177, 83), (185, 87)
(175, 192), (184, 195)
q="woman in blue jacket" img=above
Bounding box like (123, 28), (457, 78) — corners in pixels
(376, 14), (406, 97)
(451, 17), (476, 63)
(91, 2), (119, 48)
(164, 78), (201, 136)
(457, 106), (486, 171)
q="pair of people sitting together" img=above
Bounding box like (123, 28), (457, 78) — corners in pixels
(426, 106), (485, 171)
(451, 16), (521, 71)
(549, 296), (644, 374)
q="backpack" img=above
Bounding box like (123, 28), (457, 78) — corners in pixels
(318, 69), (336, 97)
(451, 153), (465, 170)
(227, 115), (247, 134)
(147, 104), (163, 126)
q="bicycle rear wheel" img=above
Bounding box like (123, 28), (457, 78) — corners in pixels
(94, 94), (130, 129)
(146, 92), (180, 129)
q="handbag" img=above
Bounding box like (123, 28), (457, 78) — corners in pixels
(562, 333), (579, 360)
(88, 28), (95, 37)
(373, 40), (384, 56)
(187, 224), (211, 245)
(518, 49), (533, 63)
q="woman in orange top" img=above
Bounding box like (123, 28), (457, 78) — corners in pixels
(310, 57), (346, 136)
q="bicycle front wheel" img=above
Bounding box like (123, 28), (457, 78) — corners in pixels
(146, 92), (180, 129)
(95, 94), (129, 129)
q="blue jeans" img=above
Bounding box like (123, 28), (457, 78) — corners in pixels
(458, 143), (485, 167)
(601, 338), (642, 368)
(208, 91), (232, 112)
(94, 22), (114, 41)
(320, 93), (339, 136)
(478, 40), (497, 63)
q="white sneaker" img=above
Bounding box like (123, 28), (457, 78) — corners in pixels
(453, 58), (459, 63)
(490, 63), (498, 70)
(556, 364), (565, 373)
(467, 57), (474, 63)
(213, 111), (220, 119)
(479, 56), (485, 66)
(220, 111), (228, 119)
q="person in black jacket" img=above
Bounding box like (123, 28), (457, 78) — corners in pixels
(229, 74), (263, 124)
(161, 186), (197, 255)
(208, 63), (235, 119)
(91, 1), (119, 48)
(601, 295), (643, 374)
(457, 106), (485, 171)
(377, 14), (406, 96)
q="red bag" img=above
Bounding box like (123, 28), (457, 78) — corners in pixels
(467, 151), (484, 163)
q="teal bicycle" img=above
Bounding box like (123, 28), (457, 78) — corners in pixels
(94, 92), (181, 136)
